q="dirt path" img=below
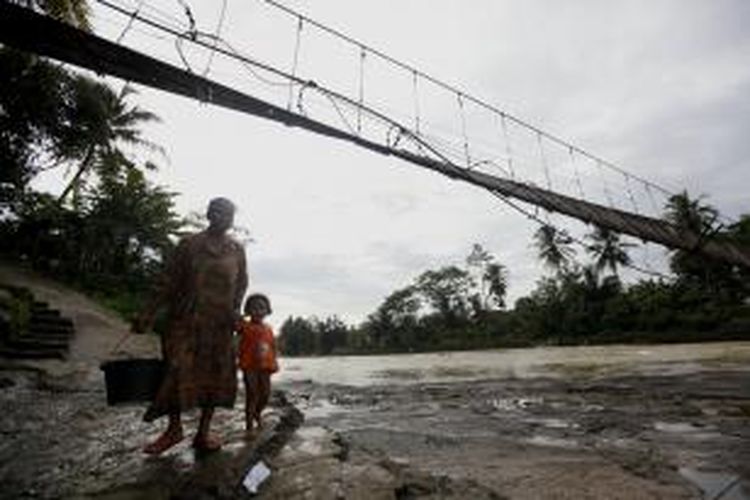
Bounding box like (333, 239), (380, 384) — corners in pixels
(0, 262), (159, 380)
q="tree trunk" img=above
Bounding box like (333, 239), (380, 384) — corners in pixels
(57, 144), (95, 204)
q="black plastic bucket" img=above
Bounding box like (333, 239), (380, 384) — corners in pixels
(100, 358), (165, 405)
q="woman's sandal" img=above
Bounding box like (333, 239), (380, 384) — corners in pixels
(193, 433), (222, 452)
(143, 428), (184, 455)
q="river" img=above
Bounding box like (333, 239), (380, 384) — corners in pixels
(276, 340), (750, 387)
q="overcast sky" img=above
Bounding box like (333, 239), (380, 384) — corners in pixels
(37, 0), (750, 327)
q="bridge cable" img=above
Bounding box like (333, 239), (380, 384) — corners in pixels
(457, 93), (472, 169)
(537, 132), (553, 224)
(202, 0), (227, 77)
(624, 173), (640, 216)
(287, 16), (303, 110)
(411, 71), (421, 139)
(569, 146), (585, 199)
(175, 0), (196, 34)
(500, 113), (515, 179)
(595, 160), (615, 208)
(115, 0), (145, 43)
(357, 46), (366, 134)
(260, 0), (676, 198)
(645, 184), (661, 217)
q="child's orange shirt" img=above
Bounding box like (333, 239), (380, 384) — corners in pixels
(237, 320), (279, 373)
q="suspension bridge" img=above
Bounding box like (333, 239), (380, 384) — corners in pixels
(2, 0), (749, 270)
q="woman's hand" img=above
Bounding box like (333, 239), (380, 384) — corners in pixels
(230, 309), (244, 330)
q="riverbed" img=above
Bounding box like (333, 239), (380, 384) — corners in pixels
(1, 341), (749, 498)
(271, 342), (750, 499)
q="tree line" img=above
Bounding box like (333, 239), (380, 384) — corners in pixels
(278, 206), (750, 356)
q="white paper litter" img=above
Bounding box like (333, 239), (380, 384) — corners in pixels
(242, 460), (271, 494)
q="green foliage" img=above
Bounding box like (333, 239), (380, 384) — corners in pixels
(664, 190), (718, 235)
(366, 285), (422, 350)
(585, 225), (634, 276)
(467, 243), (508, 310)
(510, 263), (748, 344)
(534, 225), (576, 272)
(483, 263), (508, 309)
(0, 48), (160, 206)
(278, 315), (351, 356)
(664, 192), (747, 301)
(19, 0), (92, 30)
(2, 167), (181, 290)
(416, 266), (475, 324)
(0, 48), (71, 195)
(0, 286), (32, 337)
(1, 44), (182, 326)
(55, 81), (162, 204)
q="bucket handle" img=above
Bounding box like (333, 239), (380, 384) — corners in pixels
(109, 330), (134, 355)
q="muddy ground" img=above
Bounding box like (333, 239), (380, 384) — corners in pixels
(1, 364), (748, 499)
(279, 368), (750, 499)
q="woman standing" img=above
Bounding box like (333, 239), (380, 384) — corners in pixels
(133, 197), (248, 454)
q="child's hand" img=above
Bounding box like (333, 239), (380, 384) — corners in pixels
(255, 342), (269, 364)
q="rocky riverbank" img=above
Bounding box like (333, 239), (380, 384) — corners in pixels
(279, 368), (750, 499)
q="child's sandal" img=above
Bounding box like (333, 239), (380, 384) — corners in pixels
(192, 433), (222, 452)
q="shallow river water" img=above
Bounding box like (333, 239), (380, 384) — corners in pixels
(276, 340), (750, 387)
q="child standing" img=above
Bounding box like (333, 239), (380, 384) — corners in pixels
(237, 293), (279, 433)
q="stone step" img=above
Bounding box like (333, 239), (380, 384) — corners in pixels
(0, 346), (66, 359)
(7, 337), (69, 351)
(29, 316), (73, 328)
(31, 300), (49, 310)
(20, 331), (71, 342)
(28, 322), (74, 335)
(30, 309), (62, 320)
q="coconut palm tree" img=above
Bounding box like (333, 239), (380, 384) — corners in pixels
(22, 0), (91, 29)
(585, 225), (634, 276)
(483, 262), (508, 309)
(534, 225), (576, 273)
(57, 81), (162, 204)
(662, 191), (734, 291)
(664, 190), (718, 235)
